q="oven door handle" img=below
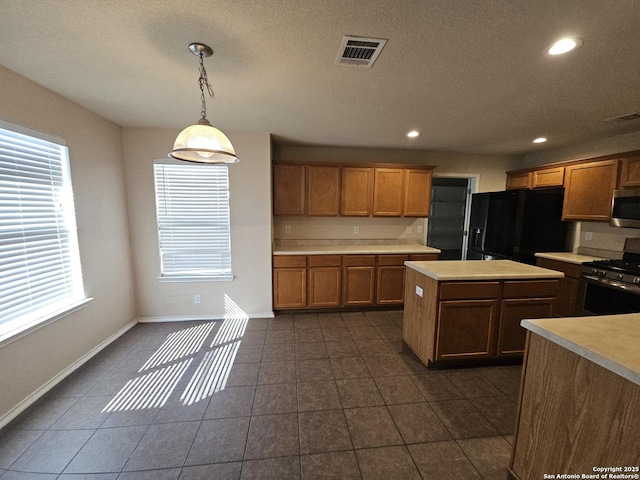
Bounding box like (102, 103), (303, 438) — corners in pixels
(582, 274), (640, 295)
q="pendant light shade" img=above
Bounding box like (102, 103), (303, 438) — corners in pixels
(171, 118), (239, 164)
(169, 43), (239, 164)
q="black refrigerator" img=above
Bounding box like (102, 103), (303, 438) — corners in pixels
(466, 188), (569, 265)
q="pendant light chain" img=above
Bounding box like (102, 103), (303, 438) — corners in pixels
(198, 54), (215, 120)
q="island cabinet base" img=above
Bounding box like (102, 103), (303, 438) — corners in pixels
(402, 268), (557, 366)
(509, 333), (640, 480)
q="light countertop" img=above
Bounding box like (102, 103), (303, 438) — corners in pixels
(534, 252), (607, 264)
(405, 259), (564, 281)
(522, 314), (640, 386)
(273, 244), (441, 255)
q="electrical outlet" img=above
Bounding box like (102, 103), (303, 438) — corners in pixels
(406, 226), (412, 233)
(415, 286), (423, 297)
(585, 231), (593, 241)
(417, 225), (423, 234)
(354, 226), (359, 234)
(285, 225), (291, 234)
(194, 294), (201, 304)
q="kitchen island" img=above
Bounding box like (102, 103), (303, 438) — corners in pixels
(403, 260), (563, 366)
(509, 314), (640, 479)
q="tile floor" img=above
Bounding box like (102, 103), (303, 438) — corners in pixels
(0, 311), (520, 479)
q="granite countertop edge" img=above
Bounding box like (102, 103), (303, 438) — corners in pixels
(273, 245), (442, 255)
(534, 252), (607, 264)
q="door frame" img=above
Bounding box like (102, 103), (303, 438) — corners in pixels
(426, 173), (479, 259)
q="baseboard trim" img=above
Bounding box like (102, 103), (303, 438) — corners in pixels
(138, 312), (275, 323)
(0, 318), (138, 430)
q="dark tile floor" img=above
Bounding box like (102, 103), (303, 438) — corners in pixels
(0, 311), (520, 479)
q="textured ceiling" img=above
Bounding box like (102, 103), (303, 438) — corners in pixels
(0, 0), (639, 155)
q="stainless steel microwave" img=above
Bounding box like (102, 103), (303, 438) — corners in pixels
(611, 188), (640, 228)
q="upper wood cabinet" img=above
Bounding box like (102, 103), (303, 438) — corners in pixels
(506, 171), (531, 190)
(307, 165), (340, 216)
(562, 159), (618, 221)
(531, 167), (564, 189)
(341, 167), (373, 216)
(618, 154), (640, 188)
(403, 169), (433, 217)
(507, 167), (564, 190)
(274, 162), (435, 217)
(373, 168), (405, 216)
(273, 164), (305, 215)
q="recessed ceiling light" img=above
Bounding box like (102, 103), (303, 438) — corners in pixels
(533, 137), (548, 144)
(407, 130), (419, 138)
(547, 37), (582, 55)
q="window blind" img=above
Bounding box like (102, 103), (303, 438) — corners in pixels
(153, 162), (232, 279)
(0, 124), (85, 340)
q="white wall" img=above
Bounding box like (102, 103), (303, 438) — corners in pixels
(273, 145), (519, 243)
(0, 67), (137, 423)
(522, 131), (640, 257)
(122, 129), (273, 320)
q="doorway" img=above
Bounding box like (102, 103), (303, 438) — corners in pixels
(427, 177), (474, 260)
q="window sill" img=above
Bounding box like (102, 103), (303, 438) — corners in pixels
(157, 275), (235, 283)
(0, 298), (94, 349)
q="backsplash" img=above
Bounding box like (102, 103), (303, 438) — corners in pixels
(576, 221), (640, 259)
(273, 216), (425, 242)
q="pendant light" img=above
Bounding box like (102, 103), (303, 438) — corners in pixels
(169, 43), (239, 164)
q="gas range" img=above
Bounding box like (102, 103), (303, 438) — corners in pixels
(581, 259), (640, 286)
(578, 238), (640, 315)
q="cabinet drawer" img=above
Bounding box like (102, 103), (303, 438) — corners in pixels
(308, 255), (342, 267)
(273, 255), (306, 268)
(409, 254), (438, 261)
(377, 254), (409, 266)
(439, 282), (501, 300)
(343, 255), (376, 267)
(536, 258), (581, 279)
(503, 280), (559, 298)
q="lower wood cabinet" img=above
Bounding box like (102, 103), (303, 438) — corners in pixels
(273, 252), (438, 310)
(437, 299), (497, 360)
(343, 255), (376, 306)
(535, 258), (581, 316)
(273, 255), (307, 309)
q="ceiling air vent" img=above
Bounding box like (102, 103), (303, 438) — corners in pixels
(605, 112), (640, 123)
(336, 35), (387, 68)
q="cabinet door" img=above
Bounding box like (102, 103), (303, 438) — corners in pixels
(535, 258), (581, 317)
(308, 267), (341, 307)
(497, 298), (554, 356)
(436, 299), (497, 360)
(376, 266), (406, 305)
(506, 172), (531, 190)
(403, 169), (433, 217)
(273, 268), (307, 309)
(562, 160), (618, 221)
(532, 167), (564, 188)
(273, 164), (305, 215)
(618, 155), (640, 188)
(343, 266), (376, 305)
(307, 165), (340, 216)
(341, 167), (373, 216)
(373, 168), (405, 216)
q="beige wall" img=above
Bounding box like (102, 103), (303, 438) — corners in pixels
(123, 129), (273, 319)
(0, 67), (137, 423)
(522, 131), (640, 257)
(274, 145), (519, 242)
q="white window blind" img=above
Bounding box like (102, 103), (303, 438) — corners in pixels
(153, 161), (232, 280)
(0, 123), (85, 342)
